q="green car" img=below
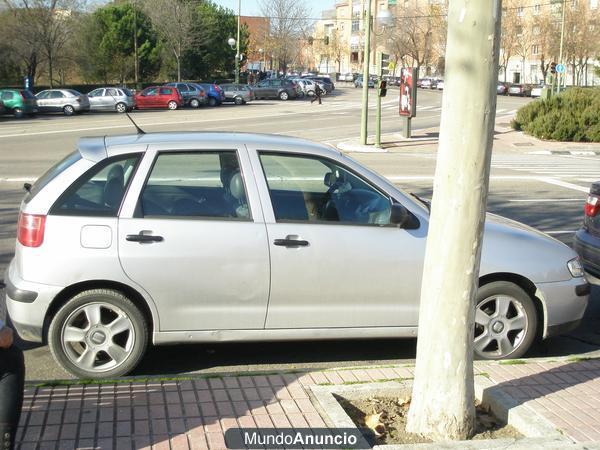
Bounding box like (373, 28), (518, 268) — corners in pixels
(0, 89), (37, 117)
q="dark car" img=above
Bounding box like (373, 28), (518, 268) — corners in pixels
(574, 182), (600, 276)
(497, 82), (509, 95)
(303, 76), (334, 93)
(508, 84), (532, 96)
(165, 82), (207, 108)
(253, 79), (298, 100)
(0, 89), (38, 117)
(198, 83), (225, 106)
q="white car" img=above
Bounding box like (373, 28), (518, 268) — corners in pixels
(531, 86), (544, 98)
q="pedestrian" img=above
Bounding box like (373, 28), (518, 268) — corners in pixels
(248, 72), (254, 85)
(0, 318), (25, 450)
(311, 83), (323, 105)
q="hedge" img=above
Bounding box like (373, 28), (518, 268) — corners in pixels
(511, 87), (600, 142)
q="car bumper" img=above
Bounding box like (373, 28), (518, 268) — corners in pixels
(3, 260), (63, 343)
(536, 276), (589, 339)
(573, 229), (600, 276)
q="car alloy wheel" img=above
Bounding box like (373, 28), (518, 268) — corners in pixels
(474, 281), (537, 360)
(279, 91), (289, 101)
(49, 289), (148, 378)
(115, 102), (127, 113)
(307, 90), (315, 97)
(190, 98), (200, 108)
(234, 96), (244, 105)
(63, 105), (75, 116)
(168, 101), (178, 110)
(13, 108), (24, 118)
(208, 97), (217, 107)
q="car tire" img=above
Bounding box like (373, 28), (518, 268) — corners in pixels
(48, 289), (148, 379)
(190, 98), (200, 108)
(234, 96), (244, 105)
(474, 281), (538, 361)
(279, 91), (289, 101)
(63, 105), (75, 116)
(307, 90), (315, 97)
(208, 97), (217, 107)
(167, 100), (178, 110)
(13, 108), (24, 118)
(115, 102), (127, 113)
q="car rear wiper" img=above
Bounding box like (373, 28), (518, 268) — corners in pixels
(410, 192), (431, 211)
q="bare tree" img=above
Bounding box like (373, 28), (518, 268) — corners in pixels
(3, 0), (82, 87)
(499, 0), (520, 82)
(143, 0), (194, 81)
(564, 1), (600, 85)
(534, 10), (559, 82)
(513, 20), (534, 83)
(259, 0), (311, 73)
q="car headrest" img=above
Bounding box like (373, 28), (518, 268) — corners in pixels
(324, 170), (345, 187)
(229, 171), (245, 201)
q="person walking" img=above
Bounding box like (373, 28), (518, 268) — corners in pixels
(311, 83), (323, 105)
(0, 315), (25, 450)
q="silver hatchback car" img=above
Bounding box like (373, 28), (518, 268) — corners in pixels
(87, 87), (135, 113)
(5, 133), (589, 378)
(35, 89), (90, 116)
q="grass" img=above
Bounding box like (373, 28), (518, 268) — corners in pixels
(498, 359), (527, 365)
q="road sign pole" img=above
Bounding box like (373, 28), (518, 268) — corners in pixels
(375, 52), (382, 147)
(360, 0), (372, 146)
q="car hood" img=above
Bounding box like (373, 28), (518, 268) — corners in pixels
(480, 213), (577, 282)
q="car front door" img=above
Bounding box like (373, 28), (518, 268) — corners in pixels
(250, 149), (426, 329)
(104, 88), (120, 110)
(88, 88), (105, 110)
(48, 90), (65, 111)
(35, 90), (51, 111)
(138, 87), (158, 108)
(118, 145), (270, 331)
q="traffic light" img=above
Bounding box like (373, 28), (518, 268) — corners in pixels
(324, 36), (329, 45)
(550, 61), (557, 74)
(379, 80), (387, 97)
(380, 53), (390, 76)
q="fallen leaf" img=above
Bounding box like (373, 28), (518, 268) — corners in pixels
(365, 413), (386, 437)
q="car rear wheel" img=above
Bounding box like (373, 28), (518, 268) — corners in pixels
(234, 96), (244, 105)
(63, 105), (75, 116)
(13, 108), (24, 118)
(115, 102), (127, 113)
(167, 100), (178, 110)
(279, 91), (289, 101)
(48, 289), (148, 379)
(208, 97), (217, 107)
(474, 281), (537, 360)
(307, 90), (315, 97)
(190, 98), (200, 108)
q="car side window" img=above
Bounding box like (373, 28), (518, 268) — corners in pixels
(159, 88), (172, 95)
(105, 88), (118, 97)
(144, 88), (158, 96)
(187, 84), (197, 92)
(36, 91), (50, 99)
(1, 92), (13, 100)
(89, 89), (104, 97)
(259, 153), (392, 225)
(51, 155), (140, 217)
(139, 152), (250, 220)
(50, 91), (65, 99)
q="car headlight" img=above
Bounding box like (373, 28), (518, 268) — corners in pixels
(567, 258), (585, 278)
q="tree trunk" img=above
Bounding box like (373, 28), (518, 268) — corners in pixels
(48, 54), (54, 88)
(406, 0), (502, 441)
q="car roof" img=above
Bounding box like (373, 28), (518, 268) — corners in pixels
(77, 132), (341, 162)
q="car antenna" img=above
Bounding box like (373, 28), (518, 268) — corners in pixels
(104, 87), (146, 134)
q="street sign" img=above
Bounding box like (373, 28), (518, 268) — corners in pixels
(399, 67), (417, 118)
(556, 64), (565, 73)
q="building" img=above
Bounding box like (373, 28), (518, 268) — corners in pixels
(240, 16), (270, 72)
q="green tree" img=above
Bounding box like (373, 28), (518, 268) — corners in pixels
(182, 1), (248, 80)
(75, 3), (161, 84)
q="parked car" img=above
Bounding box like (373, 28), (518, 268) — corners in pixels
(497, 82), (509, 95)
(436, 80), (445, 90)
(303, 76), (334, 93)
(574, 182), (600, 276)
(198, 83), (225, 107)
(164, 82), (207, 108)
(253, 79), (298, 100)
(294, 79), (319, 96)
(87, 87), (135, 113)
(354, 75), (375, 88)
(420, 78), (433, 89)
(508, 84), (532, 96)
(339, 73), (354, 82)
(221, 84), (254, 105)
(0, 88), (37, 117)
(0, 100), (5, 116)
(134, 86), (182, 110)
(5, 132), (589, 378)
(35, 89), (90, 116)
(530, 84), (544, 98)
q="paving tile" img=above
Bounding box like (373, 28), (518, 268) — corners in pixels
(58, 423), (78, 441)
(338, 370), (358, 383)
(237, 377), (255, 388)
(116, 420), (132, 436)
(151, 436), (170, 450)
(78, 422), (96, 440)
(251, 376), (270, 387)
(168, 403), (185, 418)
(208, 378), (225, 389)
(267, 374), (286, 387)
(252, 414), (274, 428)
(197, 390), (213, 402)
(170, 418), (187, 434)
(323, 371), (344, 384)
(96, 438), (114, 450)
(200, 402), (218, 417)
(194, 379), (210, 390)
(270, 414), (292, 429)
(237, 415), (256, 428)
(56, 439), (76, 450)
(188, 429), (209, 450)
(205, 432), (227, 450)
(171, 433), (191, 450)
(287, 412), (310, 429)
(98, 420), (114, 438)
(228, 388), (245, 402)
(220, 417), (238, 432)
(41, 424), (60, 441)
(152, 419), (169, 435)
(134, 419), (151, 436)
(203, 417), (222, 434)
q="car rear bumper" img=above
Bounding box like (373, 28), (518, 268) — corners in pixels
(573, 228), (600, 276)
(536, 276), (589, 339)
(3, 260), (63, 343)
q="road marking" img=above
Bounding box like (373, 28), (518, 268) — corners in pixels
(507, 198), (584, 202)
(538, 177), (589, 193)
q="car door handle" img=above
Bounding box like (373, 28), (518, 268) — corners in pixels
(273, 238), (309, 247)
(126, 233), (163, 243)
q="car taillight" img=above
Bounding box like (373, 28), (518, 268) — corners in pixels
(200, 91), (205, 97)
(585, 195), (600, 217)
(213, 84), (220, 92)
(18, 213), (46, 247)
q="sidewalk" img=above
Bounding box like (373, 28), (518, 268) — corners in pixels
(15, 357), (600, 449)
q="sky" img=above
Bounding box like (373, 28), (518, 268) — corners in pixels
(211, 0), (336, 18)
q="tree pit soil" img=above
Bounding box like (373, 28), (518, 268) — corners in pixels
(336, 394), (523, 445)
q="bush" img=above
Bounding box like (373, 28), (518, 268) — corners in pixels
(511, 87), (600, 142)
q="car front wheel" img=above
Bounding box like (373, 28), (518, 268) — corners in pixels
(63, 105), (75, 116)
(190, 98), (200, 108)
(234, 96), (244, 105)
(48, 289), (148, 379)
(208, 97), (217, 107)
(474, 281), (537, 360)
(279, 91), (289, 101)
(115, 102), (127, 113)
(167, 100), (178, 110)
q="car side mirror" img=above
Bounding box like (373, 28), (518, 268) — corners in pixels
(390, 203), (410, 228)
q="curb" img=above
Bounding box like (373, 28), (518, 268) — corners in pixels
(337, 141), (388, 153)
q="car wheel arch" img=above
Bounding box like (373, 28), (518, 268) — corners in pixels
(42, 279), (157, 344)
(479, 272), (545, 339)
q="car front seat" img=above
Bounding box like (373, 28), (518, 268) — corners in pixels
(229, 171), (249, 218)
(103, 164), (125, 210)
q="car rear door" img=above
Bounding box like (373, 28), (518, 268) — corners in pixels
(118, 144), (270, 331)
(49, 90), (65, 111)
(35, 91), (51, 111)
(88, 88), (105, 110)
(248, 147), (426, 329)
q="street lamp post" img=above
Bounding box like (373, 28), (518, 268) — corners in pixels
(360, 0), (372, 145)
(228, 37), (237, 82)
(236, 0), (241, 84)
(557, 0), (566, 93)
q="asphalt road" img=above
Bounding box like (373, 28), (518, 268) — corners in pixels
(1, 85), (599, 381)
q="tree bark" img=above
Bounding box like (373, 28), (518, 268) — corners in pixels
(406, 0), (502, 441)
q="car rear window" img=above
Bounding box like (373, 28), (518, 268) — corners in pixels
(122, 88), (133, 97)
(24, 151), (82, 204)
(20, 90), (35, 99)
(159, 88), (173, 95)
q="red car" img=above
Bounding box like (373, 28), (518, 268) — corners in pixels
(134, 86), (182, 110)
